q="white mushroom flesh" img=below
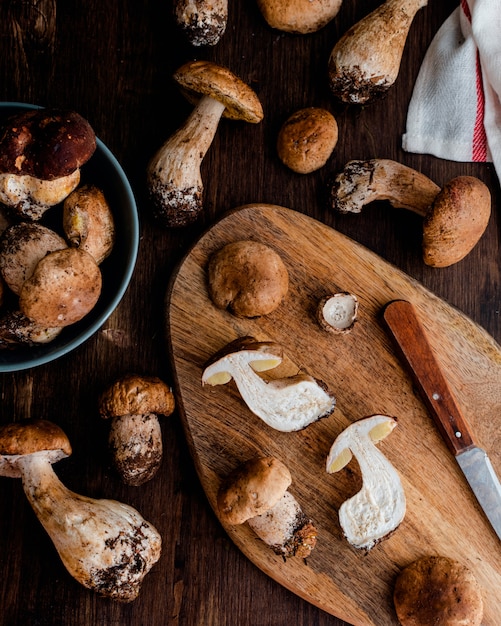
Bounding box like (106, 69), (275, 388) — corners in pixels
(319, 293), (358, 332)
(326, 415), (406, 550)
(202, 347), (335, 431)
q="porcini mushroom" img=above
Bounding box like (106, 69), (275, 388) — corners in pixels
(0, 310), (63, 348)
(277, 107), (338, 174)
(0, 108), (96, 220)
(63, 184), (115, 264)
(317, 292), (358, 334)
(326, 414), (406, 550)
(0, 419), (161, 601)
(173, 0), (228, 46)
(202, 336), (336, 432)
(147, 60), (263, 227)
(329, 159), (491, 267)
(218, 456), (317, 558)
(257, 0), (343, 34)
(99, 374), (176, 486)
(207, 240), (289, 317)
(328, 0), (428, 104)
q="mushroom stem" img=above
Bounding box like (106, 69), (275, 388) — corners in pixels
(16, 453), (161, 602)
(174, 0), (228, 46)
(147, 96), (225, 227)
(328, 0), (428, 104)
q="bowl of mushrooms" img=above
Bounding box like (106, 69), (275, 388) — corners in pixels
(0, 102), (139, 371)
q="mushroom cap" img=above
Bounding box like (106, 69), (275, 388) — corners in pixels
(277, 107), (338, 174)
(423, 175), (491, 267)
(0, 108), (96, 180)
(393, 556), (483, 626)
(0, 419), (72, 477)
(217, 456), (292, 525)
(316, 292), (358, 334)
(19, 247), (102, 327)
(173, 60), (264, 124)
(207, 240), (289, 317)
(257, 0), (343, 34)
(99, 374), (175, 419)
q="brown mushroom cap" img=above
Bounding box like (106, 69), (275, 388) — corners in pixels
(393, 556), (483, 626)
(19, 247), (102, 327)
(173, 60), (264, 124)
(0, 419), (72, 477)
(277, 107), (338, 174)
(422, 175), (491, 267)
(257, 0), (343, 34)
(0, 109), (96, 180)
(207, 240), (289, 317)
(218, 456), (292, 525)
(99, 374), (175, 419)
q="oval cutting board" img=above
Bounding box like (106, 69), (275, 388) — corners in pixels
(166, 204), (501, 626)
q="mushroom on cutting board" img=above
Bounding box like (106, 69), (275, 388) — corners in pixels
(0, 108), (96, 220)
(328, 0), (428, 104)
(218, 456), (318, 558)
(207, 240), (289, 317)
(173, 0), (228, 46)
(147, 60), (263, 227)
(257, 0), (343, 34)
(99, 374), (176, 486)
(202, 336), (336, 432)
(329, 159), (491, 267)
(0, 419), (161, 601)
(326, 415), (406, 550)
(316, 292), (358, 334)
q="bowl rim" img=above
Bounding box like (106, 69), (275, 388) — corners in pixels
(0, 102), (140, 372)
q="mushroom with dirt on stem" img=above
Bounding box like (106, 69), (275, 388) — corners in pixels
(173, 0), (228, 46)
(328, 0), (428, 104)
(218, 456), (318, 558)
(99, 374), (176, 486)
(202, 336), (336, 432)
(329, 158), (491, 268)
(0, 419), (162, 601)
(326, 414), (406, 551)
(147, 60), (264, 227)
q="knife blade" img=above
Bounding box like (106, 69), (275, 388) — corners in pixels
(382, 299), (501, 541)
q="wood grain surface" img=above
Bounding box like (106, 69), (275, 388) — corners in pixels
(0, 1), (500, 625)
(167, 203), (501, 626)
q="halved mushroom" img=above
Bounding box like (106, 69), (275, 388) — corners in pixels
(0, 419), (161, 601)
(0, 109), (96, 220)
(329, 159), (491, 267)
(173, 0), (228, 46)
(202, 337), (336, 432)
(218, 456), (317, 558)
(207, 240), (289, 317)
(99, 374), (176, 486)
(326, 414), (406, 550)
(317, 292), (358, 334)
(147, 60), (263, 227)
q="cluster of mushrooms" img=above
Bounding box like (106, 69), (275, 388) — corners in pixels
(0, 108), (116, 348)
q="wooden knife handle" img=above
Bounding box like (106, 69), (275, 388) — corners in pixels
(383, 299), (475, 456)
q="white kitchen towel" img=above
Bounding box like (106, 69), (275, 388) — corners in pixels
(402, 0), (501, 182)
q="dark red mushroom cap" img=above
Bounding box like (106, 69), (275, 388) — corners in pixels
(0, 109), (96, 180)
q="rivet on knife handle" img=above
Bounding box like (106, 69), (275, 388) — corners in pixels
(382, 299), (475, 456)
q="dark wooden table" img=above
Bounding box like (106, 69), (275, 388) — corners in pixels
(0, 1), (499, 625)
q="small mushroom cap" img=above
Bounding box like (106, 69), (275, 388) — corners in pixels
(218, 456), (292, 525)
(316, 292), (358, 334)
(0, 419), (72, 477)
(0, 108), (96, 180)
(173, 60), (264, 124)
(423, 176), (491, 267)
(277, 107), (338, 174)
(208, 240), (289, 317)
(19, 247), (102, 327)
(393, 556), (483, 626)
(99, 374), (175, 419)
(257, 0), (343, 34)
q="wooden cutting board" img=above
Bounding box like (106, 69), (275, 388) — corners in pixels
(165, 204), (501, 626)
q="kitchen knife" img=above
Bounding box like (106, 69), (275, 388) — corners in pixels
(383, 298), (501, 541)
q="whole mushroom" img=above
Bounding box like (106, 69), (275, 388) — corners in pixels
(99, 374), (176, 486)
(0, 108), (96, 220)
(173, 0), (228, 46)
(329, 159), (491, 267)
(0, 419), (161, 601)
(147, 60), (263, 227)
(257, 0), (343, 34)
(218, 456), (318, 558)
